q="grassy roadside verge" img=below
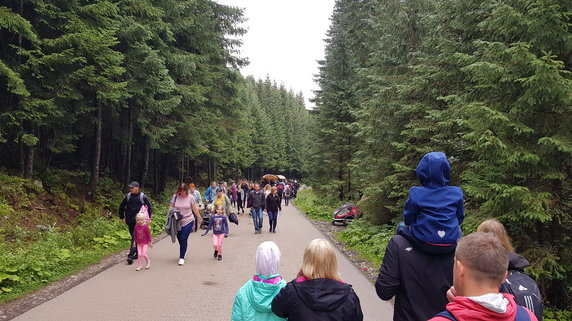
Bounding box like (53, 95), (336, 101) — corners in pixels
(0, 171), (168, 303)
(293, 188), (393, 267)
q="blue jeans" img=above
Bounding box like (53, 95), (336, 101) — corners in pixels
(177, 221), (195, 259)
(251, 208), (263, 231)
(268, 211), (278, 231)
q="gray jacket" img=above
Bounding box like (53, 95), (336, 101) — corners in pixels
(248, 190), (265, 209)
(165, 207), (182, 243)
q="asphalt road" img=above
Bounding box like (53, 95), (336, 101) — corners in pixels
(13, 202), (394, 321)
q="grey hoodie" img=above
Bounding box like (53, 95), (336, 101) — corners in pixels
(165, 207), (182, 243)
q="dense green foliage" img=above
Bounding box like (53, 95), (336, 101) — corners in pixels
(0, 0), (311, 196)
(292, 188), (338, 221)
(0, 170), (167, 302)
(312, 0), (572, 311)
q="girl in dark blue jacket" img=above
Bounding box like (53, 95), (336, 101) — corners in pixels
(399, 152), (464, 254)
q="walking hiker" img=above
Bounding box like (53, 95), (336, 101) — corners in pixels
(237, 185), (245, 214)
(119, 181), (153, 265)
(189, 183), (203, 208)
(170, 183), (201, 266)
(230, 183), (237, 207)
(232, 241), (286, 321)
(204, 181), (218, 204)
(214, 188), (232, 217)
(271, 239), (363, 321)
(429, 233), (538, 321)
(266, 187), (281, 233)
(283, 185), (292, 206)
(201, 205), (229, 261)
(134, 212), (152, 271)
(248, 184), (265, 234)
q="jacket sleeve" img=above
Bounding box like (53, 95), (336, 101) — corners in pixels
(271, 284), (290, 318)
(231, 293), (243, 321)
(402, 188), (417, 225)
(375, 236), (401, 300)
(203, 187), (210, 202)
(456, 190), (464, 225)
(145, 225), (152, 244)
(351, 288), (364, 321)
(262, 194), (266, 210)
(118, 196), (127, 219)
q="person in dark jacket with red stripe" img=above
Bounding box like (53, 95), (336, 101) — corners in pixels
(272, 239), (363, 321)
(118, 181), (152, 265)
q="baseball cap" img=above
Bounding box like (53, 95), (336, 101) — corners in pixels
(128, 181), (140, 188)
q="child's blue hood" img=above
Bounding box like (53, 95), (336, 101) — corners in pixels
(416, 152), (450, 187)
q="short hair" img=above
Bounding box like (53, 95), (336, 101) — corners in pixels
(297, 239), (341, 281)
(456, 232), (508, 284)
(477, 219), (514, 252)
(189, 183), (195, 188)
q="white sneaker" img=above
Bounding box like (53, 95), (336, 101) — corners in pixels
(178, 258), (185, 266)
(136, 266), (142, 271)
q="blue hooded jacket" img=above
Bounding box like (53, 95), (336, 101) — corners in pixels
(403, 152), (464, 244)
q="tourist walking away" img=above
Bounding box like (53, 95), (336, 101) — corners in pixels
(201, 205), (229, 261)
(241, 180), (249, 208)
(230, 183), (237, 207)
(189, 183), (203, 208)
(134, 212), (152, 271)
(276, 182), (284, 204)
(283, 185), (292, 206)
(232, 241), (286, 321)
(214, 188), (233, 216)
(477, 219), (544, 320)
(263, 184), (271, 197)
(398, 152), (464, 254)
(376, 232), (454, 320)
(429, 232), (538, 321)
(266, 187), (281, 233)
(119, 181), (153, 264)
(237, 185), (245, 214)
(248, 184), (266, 234)
(170, 183), (201, 265)
(272, 239), (363, 321)
(204, 181), (219, 204)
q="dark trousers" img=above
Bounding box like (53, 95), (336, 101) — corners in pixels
(284, 196), (291, 206)
(127, 222), (137, 259)
(177, 221), (195, 259)
(237, 195), (244, 212)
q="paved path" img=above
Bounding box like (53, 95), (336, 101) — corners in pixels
(13, 203), (393, 321)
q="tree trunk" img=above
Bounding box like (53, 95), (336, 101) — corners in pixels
(551, 179), (563, 242)
(19, 138), (25, 177)
(88, 100), (103, 199)
(141, 137), (150, 188)
(126, 108), (133, 185)
(24, 146), (34, 179)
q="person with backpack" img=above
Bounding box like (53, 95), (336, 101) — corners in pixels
(477, 219), (543, 320)
(119, 181), (153, 265)
(429, 232), (538, 321)
(283, 185), (292, 206)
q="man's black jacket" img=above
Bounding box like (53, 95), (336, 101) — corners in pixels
(375, 235), (454, 321)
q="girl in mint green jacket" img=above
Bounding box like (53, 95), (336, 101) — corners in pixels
(232, 241), (286, 321)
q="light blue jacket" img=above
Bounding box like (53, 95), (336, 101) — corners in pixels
(232, 275), (286, 321)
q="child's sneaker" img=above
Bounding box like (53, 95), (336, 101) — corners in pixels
(213, 250), (218, 258)
(145, 261), (151, 269)
(178, 258), (185, 266)
(136, 266), (142, 271)
(217, 255), (222, 261)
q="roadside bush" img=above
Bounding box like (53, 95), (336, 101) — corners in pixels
(336, 220), (394, 267)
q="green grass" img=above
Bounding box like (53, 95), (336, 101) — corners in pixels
(292, 188), (338, 221)
(336, 219), (394, 267)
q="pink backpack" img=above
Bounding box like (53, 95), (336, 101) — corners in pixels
(139, 204), (151, 223)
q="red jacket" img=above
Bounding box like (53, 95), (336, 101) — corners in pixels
(429, 293), (537, 321)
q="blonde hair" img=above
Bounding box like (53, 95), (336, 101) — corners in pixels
(297, 239), (341, 281)
(216, 204), (225, 214)
(271, 186), (277, 194)
(135, 212), (146, 223)
(477, 219), (514, 253)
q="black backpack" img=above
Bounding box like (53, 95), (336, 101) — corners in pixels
(500, 270), (543, 321)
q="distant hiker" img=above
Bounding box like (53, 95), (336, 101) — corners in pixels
(170, 183), (201, 266)
(237, 185), (245, 214)
(241, 180), (249, 208)
(271, 239), (363, 321)
(477, 219), (544, 320)
(283, 185), (292, 206)
(232, 241), (286, 321)
(398, 152), (464, 254)
(248, 184), (265, 234)
(276, 182), (284, 203)
(214, 188), (233, 216)
(134, 212), (152, 271)
(429, 232), (538, 321)
(263, 184), (271, 197)
(119, 181), (153, 265)
(266, 187), (281, 233)
(230, 183), (238, 207)
(203, 181), (219, 204)
(189, 183), (203, 208)
(201, 204), (229, 261)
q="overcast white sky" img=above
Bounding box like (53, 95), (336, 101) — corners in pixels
(216, 0), (336, 109)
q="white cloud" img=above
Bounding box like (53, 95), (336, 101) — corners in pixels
(216, 0), (335, 108)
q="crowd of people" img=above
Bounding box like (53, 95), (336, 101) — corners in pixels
(118, 154), (543, 321)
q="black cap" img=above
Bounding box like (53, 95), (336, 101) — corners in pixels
(128, 181), (140, 188)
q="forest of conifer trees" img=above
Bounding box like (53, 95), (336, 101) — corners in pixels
(0, 0), (311, 196)
(310, 0), (571, 310)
